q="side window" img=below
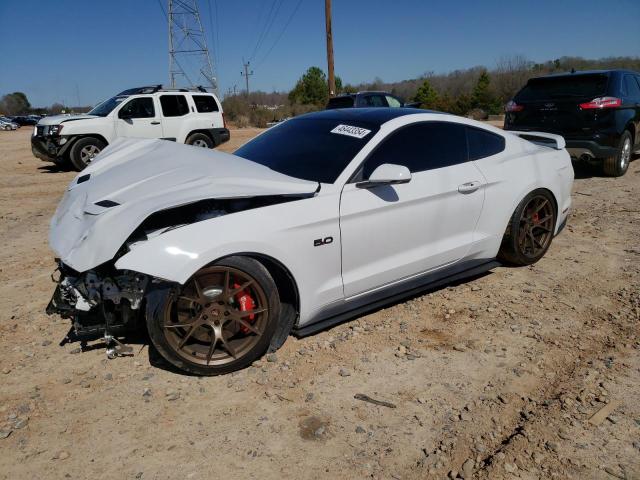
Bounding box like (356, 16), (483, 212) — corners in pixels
(467, 127), (505, 160)
(160, 95), (189, 117)
(193, 95), (219, 113)
(385, 95), (402, 108)
(362, 122), (467, 178)
(118, 97), (155, 119)
(623, 75), (640, 99)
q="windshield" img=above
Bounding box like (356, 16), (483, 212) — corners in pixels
(88, 95), (129, 117)
(516, 74), (609, 101)
(234, 117), (378, 183)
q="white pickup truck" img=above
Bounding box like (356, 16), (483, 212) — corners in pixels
(31, 85), (229, 170)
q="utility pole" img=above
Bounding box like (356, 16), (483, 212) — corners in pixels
(325, 0), (336, 97)
(241, 61), (254, 97)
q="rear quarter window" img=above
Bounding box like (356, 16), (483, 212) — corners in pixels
(466, 127), (505, 160)
(192, 95), (219, 113)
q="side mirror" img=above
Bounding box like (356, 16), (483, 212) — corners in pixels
(118, 110), (132, 120)
(356, 163), (411, 188)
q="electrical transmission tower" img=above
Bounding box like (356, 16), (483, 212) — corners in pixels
(168, 0), (218, 95)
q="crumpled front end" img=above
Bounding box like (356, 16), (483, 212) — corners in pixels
(46, 138), (319, 350)
(49, 137), (319, 273)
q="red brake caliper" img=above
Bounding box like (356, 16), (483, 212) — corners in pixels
(532, 212), (539, 224)
(233, 283), (255, 334)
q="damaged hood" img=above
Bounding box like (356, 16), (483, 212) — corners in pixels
(37, 114), (99, 126)
(50, 137), (318, 272)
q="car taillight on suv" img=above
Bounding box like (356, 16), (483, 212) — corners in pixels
(578, 97), (622, 110)
(505, 101), (524, 113)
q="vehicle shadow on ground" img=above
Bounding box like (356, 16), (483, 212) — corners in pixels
(296, 270), (495, 338)
(65, 328), (193, 375)
(72, 270), (496, 377)
(572, 155), (639, 180)
(38, 164), (73, 174)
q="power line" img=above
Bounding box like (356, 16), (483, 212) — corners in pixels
(255, 0), (304, 68)
(157, 0), (168, 20)
(249, 0), (277, 61)
(248, 0), (284, 62)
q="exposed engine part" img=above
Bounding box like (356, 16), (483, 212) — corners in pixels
(122, 196), (304, 251)
(50, 269), (148, 315)
(47, 265), (149, 354)
(104, 334), (134, 359)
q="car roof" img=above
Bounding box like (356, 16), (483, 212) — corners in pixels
(332, 91), (394, 98)
(297, 107), (438, 127)
(533, 69), (639, 80)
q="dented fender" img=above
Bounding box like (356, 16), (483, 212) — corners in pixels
(115, 191), (345, 324)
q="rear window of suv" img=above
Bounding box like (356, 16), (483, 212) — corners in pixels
(193, 95), (219, 113)
(515, 74), (609, 101)
(327, 96), (355, 109)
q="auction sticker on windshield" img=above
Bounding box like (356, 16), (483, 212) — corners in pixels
(330, 124), (371, 139)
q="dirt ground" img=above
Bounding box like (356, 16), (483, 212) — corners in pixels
(0, 127), (638, 480)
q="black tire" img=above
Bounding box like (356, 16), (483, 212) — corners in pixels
(146, 256), (281, 376)
(69, 137), (106, 171)
(498, 189), (557, 266)
(603, 131), (632, 177)
(185, 132), (214, 149)
(52, 155), (73, 171)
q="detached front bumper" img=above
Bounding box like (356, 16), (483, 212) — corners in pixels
(31, 135), (74, 162)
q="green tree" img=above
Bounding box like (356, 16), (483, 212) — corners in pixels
(0, 92), (31, 115)
(453, 93), (472, 116)
(413, 79), (439, 108)
(471, 71), (501, 114)
(49, 103), (68, 114)
(288, 66), (329, 106)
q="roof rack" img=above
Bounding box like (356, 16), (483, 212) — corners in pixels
(116, 85), (213, 96)
(116, 85), (163, 96)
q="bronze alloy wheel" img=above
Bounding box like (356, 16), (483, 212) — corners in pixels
(517, 195), (555, 259)
(498, 189), (557, 266)
(162, 266), (269, 367)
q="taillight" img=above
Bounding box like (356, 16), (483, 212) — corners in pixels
(505, 100), (524, 113)
(222, 112), (227, 129)
(579, 97), (621, 110)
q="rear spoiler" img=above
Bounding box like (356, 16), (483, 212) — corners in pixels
(509, 131), (566, 150)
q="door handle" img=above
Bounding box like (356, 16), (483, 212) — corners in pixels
(458, 181), (481, 194)
(150, 121), (161, 125)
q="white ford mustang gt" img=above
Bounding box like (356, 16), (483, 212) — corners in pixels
(47, 108), (574, 375)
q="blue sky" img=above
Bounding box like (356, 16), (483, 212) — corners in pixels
(1, 0), (638, 107)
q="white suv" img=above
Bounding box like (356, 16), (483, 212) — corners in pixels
(31, 85), (229, 170)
